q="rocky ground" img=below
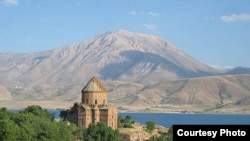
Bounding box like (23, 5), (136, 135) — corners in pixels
(119, 122), (168, 141)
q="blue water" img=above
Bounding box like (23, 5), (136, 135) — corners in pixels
(118, 112), (250, 128)
(50, 110), (250, 128)
(11, 109), (250, 128)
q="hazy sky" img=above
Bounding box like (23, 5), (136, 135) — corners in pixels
(1, 0), (250, 68)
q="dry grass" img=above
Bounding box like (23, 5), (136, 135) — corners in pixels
(119, 123), (145, 134)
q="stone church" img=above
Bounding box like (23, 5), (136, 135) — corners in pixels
(70, 76), (117, 129)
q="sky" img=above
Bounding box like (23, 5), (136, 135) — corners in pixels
(1, 0), (250, 68)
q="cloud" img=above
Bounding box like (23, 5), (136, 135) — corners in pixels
(129, 10), (159, 17)
(3, 0), (18, 5)
(143, 24), (158, 30)
(129, 10), (137, 15)
(220, 14), (250, 23)
(148, 12), (160, 17)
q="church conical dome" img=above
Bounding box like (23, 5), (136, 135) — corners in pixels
(82, 76), (107, 92)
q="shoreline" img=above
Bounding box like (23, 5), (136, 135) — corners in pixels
(1, 100), (250, 115)
(7, 108), (250, 116)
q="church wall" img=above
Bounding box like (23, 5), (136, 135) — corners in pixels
(107, 106), (118, 129)
(82, 91), (107, 105)
(77, 107), (84, 126)
(92, 92), (107, 105)
(100, 109), (109, 125)
(85, 108), (92, 127)
(91, 108), (100, 123)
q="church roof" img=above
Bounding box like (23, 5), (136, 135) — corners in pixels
(82, 76), (107, 92)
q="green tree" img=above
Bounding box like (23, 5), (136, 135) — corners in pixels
(146, 121), (155, 133)
(84, 122), (121, 141)
(56, 121), (75, 141)
(166, 126), (173, 141)
(118, 115), (134, 128)
(20, 105), (53, 120)
(59, 109), (69, 121)
(0, 107), (14, 119)
(59, 102), (79, 121)
(125, 115), (132, 123)
(0, 105), (79, 141)
(72, 125), (86, 140)
(0, 119), (19, 141)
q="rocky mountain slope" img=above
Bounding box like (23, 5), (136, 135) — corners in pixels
(0, 30), (219, 87)
(1, 74), (250, 113)
(0, 30), (250, 113)
(224, 66), (250, 75)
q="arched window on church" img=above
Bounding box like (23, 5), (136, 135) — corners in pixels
(95, 100), (97, 104)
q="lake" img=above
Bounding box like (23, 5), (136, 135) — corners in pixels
(47, 110), (250, 128)
(118, 112), (250, 128)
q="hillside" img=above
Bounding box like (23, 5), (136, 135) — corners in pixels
(0, 30), (250, 113)
(1, 74), (250, 113)
(0, 30), (219, 87)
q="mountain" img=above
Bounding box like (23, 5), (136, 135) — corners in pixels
(1, 74), (250, 113)
(1, 30), (250, 113)
(0, 30), (219, 87)
(224, 66), (250, 75)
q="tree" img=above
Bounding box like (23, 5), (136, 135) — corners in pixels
(59, 109), (69, 121)
(84, 122), (121, 141)
(146, 121), (155, 133)
(0, 119), (19, 141)
(59, 102), (79, 121)
(166, 126), (173, 141)
(125, 115), (132, 123)
(56, 121), (75, 141)
(72, 125), (86, 140)
(0, 105), (80, 141)
(118, 115), (134, 128)
(0, 107), (14, 119)
(20, 105), (53, 120)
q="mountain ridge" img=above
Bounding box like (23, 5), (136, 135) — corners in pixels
(1, 30), (250, 113)
(0, 30), (221, 87)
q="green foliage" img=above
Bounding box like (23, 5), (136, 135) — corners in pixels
(167, 126), (173, 141)
(146, 121), (155, 133)
(0, 107), (14, 119)
(59, 109), (70, 121)
(0, 105), (78, 141)
(0, 119), (19, 141)
(83, 122), (121, 141)
(72, 125), (86, 140)
(0, 105), (122, 141)
(20, 105), (54, 120)
(146, 126), (173, 141)
(118, 115), (135, 128)
(59, 102), (79, 121)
